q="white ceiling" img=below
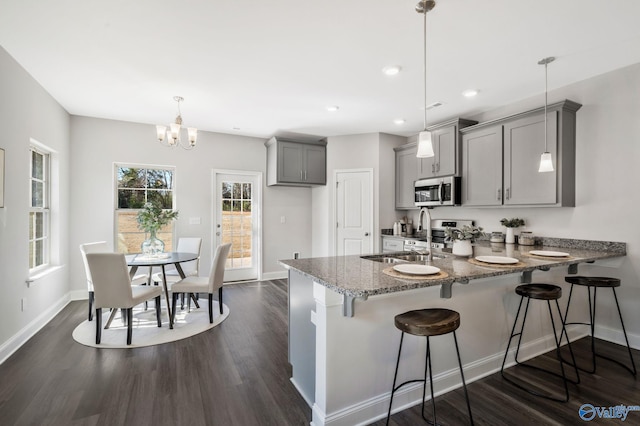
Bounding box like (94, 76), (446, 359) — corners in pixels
(2, 0), (640, 140)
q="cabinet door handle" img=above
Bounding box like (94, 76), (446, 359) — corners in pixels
(304, 170), (307, 181)
(436, 163), (440, 172)
(300, 170), (303, 180)
(431, 164), (435, 173)
(497, 189), (502, 200)
(506, 188), (510, 200)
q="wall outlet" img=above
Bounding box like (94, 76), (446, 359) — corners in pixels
(281, 216), (286, 224)
(293, 252), (300, 259)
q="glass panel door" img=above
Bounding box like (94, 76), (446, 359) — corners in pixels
(215, 171), (260, 281)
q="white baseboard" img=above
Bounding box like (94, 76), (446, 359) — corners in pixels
(314, 326), (589, 426)
(262, 270), (287, 281)
(595, 324), (640, 350)
(69, 289), (88, 301)
(0, 294), (71, 365)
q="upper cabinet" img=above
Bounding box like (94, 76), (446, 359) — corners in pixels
(418, 119), (478, 178)
(394, 143), (418, 209)
(394, 118), (477, 210)
(461, 100), (581, 207)
(266, 137), (327, 186)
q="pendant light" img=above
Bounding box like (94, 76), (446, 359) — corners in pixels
(538, 57), (555, 172)
(416, 0), (436, 158)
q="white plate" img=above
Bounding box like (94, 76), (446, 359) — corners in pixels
(393, 264), (441, 276)
(475, 256), (519, 264)
(529, 250), (570, 257)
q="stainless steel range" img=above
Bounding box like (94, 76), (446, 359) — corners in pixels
(404, 219), (474, 252)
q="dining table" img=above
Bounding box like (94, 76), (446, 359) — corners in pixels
(126, 251), (199, 329)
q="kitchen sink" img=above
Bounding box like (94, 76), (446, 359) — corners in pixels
(362, 256), (408, 264)
(361, 252), (447, 263)
(394, 253), (447, 261)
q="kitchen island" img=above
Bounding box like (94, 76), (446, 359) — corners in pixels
(280, 238), (625, 426)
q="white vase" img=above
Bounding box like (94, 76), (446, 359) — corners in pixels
(452, 239), (473, 257)
(505, 227), (515, 244)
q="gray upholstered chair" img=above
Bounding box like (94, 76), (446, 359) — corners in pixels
(80, 241), (148, 321)
(171, 243), (231, 323)
(86, 253), (163, 345)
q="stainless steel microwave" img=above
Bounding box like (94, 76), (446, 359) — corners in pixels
(414, 176), (461, 207)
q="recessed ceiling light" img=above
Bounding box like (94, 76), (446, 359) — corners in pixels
(462, 89), (479, 98)
(393, 119), (406, 125)
(326, 105), (340, 112)
(382, 66), (402, 76)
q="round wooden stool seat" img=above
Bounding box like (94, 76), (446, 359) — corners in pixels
(515, 283), (562, 300)
(565, 276), (620, 288)
(394, 308), (460, 337)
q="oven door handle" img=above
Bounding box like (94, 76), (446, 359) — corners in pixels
(438, 181), (444, 205)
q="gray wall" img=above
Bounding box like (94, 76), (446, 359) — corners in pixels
(0, 46), (71, 353)
(68, 116), (313, 295)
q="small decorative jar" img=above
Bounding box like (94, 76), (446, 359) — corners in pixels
(519, 232), (535, 246)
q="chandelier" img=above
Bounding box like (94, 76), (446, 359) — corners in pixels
(415, 0), (436, 158)
(155, 96), (197, 149)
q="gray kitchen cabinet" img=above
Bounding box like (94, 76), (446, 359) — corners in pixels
(418, 119), (477, 179)
(461, 125), (503, 206)
(394, 143), (418, 209)
(395, 118), (476, 210)
(265, 137), (327, 186)
(460, 99), (581, 207)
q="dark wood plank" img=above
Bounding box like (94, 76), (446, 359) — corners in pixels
(0, 280), (638, 425)
(0, 281), (311, 426)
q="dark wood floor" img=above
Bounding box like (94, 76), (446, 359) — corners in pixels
(0, 280), (638, 425)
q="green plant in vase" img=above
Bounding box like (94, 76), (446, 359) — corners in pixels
(137, 202), (179, 256)
(500, 217), (525, 244)
(445, 225), (484, 256)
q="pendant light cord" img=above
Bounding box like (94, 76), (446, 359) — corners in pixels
(423, 9), (427, 131)
(544, 61), (548, 152)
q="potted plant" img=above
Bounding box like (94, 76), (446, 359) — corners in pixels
(500, 217), (525, 244)
(445, 225), (484, 256)
(137, 202), (179, 256)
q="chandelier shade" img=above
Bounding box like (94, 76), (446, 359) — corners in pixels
(156, 96), (197, 150)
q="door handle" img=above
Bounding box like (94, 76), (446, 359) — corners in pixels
(216, 232), (220, 236)
(506, 188), (510, 200)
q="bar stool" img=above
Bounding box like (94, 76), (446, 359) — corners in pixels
(386, 308), (473, 425)
(500, 283), (579, 402)
(562, 276), (637, 376)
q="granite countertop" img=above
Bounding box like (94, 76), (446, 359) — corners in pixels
(279, 238), (626, 298)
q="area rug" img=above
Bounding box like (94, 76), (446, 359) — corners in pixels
(72, 300), (229, 348)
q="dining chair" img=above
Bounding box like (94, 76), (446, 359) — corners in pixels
(171, 243), (231, 323)
(86, 252), (163, 345)
(80, 241), (149, 321)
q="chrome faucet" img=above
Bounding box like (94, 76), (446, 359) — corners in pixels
(417, 207), (433, 262)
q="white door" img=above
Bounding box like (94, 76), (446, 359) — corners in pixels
(213, 171), (261, 282)
(335, 169), (373, 256)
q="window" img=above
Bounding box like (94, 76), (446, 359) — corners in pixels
(115, 165), (176, 253)
(29, 147), (50, 271)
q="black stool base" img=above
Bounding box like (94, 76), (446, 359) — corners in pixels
(501, 287), (580, 403)
(562, 282), (637, 377)
(386, 331), (473, 426)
